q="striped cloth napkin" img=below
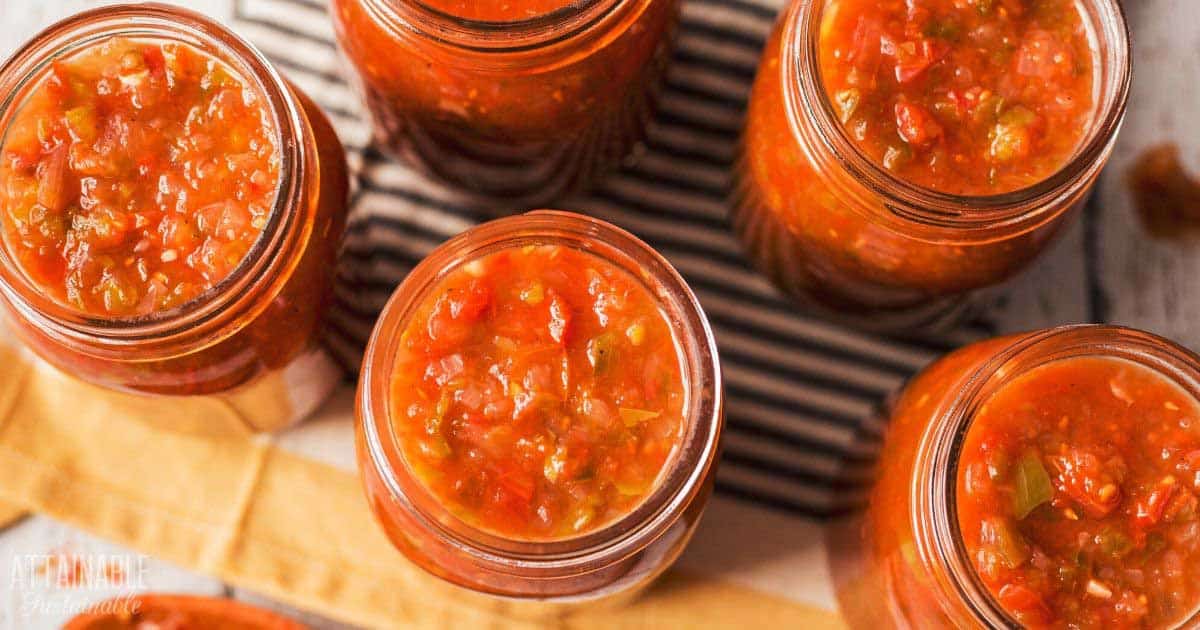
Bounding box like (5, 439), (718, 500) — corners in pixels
(226, 0), (994, 612)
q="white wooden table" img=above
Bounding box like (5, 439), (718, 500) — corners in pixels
(0, 1), (1197, 628)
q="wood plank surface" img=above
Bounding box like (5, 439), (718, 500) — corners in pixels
(992, 0), (1200, 349)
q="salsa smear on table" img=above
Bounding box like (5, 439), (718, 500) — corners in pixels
(958, 357), (1200, 628)
(819, 0), (1096, 194)
(389, 244), (686, 540)
(63, 594), (305, 630)
(1128, 144), (1200, 239)
(420, 0), (579, 21)
(0, 37), (279, 317)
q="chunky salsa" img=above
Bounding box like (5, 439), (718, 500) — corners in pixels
(420, 0), (578, 21)
(0, 37), (278, 317)
(958, 357), (1200, 628)
(731, 0), (1121, 329)
(818, 0), (1095, 195)
(332, 0), (678, 202)
(388, 244), (685, 540)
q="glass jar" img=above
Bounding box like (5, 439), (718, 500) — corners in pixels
(733, 0), (1131, 332)
(330, 0), (679, 205)
(356, 210), (723, 603)
(829, 325), (1200, 628)
(0, 4), (349, 426)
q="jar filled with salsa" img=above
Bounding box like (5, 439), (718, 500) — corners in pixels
(0, 5), (349, 425)
(356, 211), (722, 601)
(734, 0), (1131, 330)
(331, 0), (679, 204)
(830, 325), (1200, 628)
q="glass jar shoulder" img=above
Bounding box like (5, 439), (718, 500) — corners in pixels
(833, 335), (1023, 629)
(331, 0), (679, 139)
(734, 0), (1097, 328)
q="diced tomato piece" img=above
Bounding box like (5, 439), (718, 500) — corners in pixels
(196, 202), (250, 240)
(893, 39), (950, 84)
(427, 279), (491, 343)
(894, 102), (943, 148)
(35, 146), (68, 211)
(848, 16), (883, 65)
(846, 15), (884, 82)
(140, 45), (166, 76)
(997, 584), (1053, 626)
(1049, 448), (1122, 518)
(1015, 30), (1075, 81)
(496, 468), (536, 503)
(76, 206), (132, 251)
(1134, 476), (1179, 529)
(1185, 450), (1200, 471)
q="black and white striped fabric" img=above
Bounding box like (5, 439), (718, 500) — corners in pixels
(232, 0), (989, 520)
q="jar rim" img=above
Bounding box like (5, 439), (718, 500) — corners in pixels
(781, 0), (1132, 237)
(361, 0), (628, 54)
(917, 325), (1200, 627)
(0, 3), (309, 354)
(357, 210), (724, 579)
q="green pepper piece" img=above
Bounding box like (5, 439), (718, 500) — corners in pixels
(615, 479), (647, 496)
(99, 276), (138, 313)
(1096, 526), (1134, 559)
(990, 106), (1038, 163)
(999, 106), (1038, 127)
(923, 19), (962, 41)
(1012, 453), (1053, 519)
(985, 517), (1031, 568)
(619, 408), (661, 428)
(520, 282), (545, 305)
(65, 106), (98, 144)
(587, 332), (619, 375)
(201, 64), (238, 94)
(422, 436), (451, 459)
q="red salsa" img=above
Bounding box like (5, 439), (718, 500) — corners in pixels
(732, 0), (1125, 329)
(0, 37), (278, 317)
(332, 0), (678, 202)
(420, 0), (577, 21)
(819, 0), (1095, 194)
(958, 357), (1200, 628)
(388, 244), (686, 540)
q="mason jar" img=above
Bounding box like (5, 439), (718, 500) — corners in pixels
(331, 0), (679, 205)
(0, 4), (349, 427)
(830, 325), (1200, 628)
(734, 0), (1131, 331)
(356, 211), (723, 606)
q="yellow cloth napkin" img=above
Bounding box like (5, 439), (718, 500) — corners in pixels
(0, 498), (25, 529)
(0, 346), (843, 629)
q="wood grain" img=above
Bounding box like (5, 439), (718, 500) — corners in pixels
(992, 0), (1200, 350)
